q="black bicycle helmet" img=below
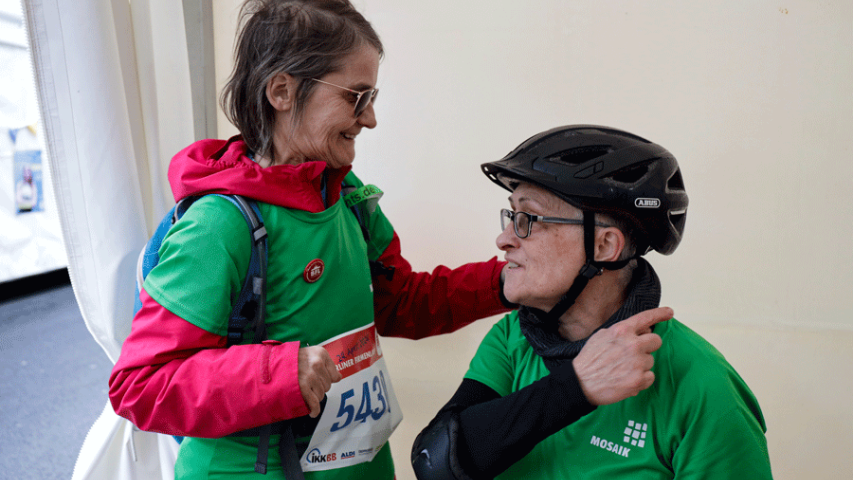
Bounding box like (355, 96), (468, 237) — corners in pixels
(482, 125), (688, 320)
(482, 124), (688, 255)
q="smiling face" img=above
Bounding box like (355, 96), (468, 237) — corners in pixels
(270, 45), (380, 168)
(497, 183), (588, 311)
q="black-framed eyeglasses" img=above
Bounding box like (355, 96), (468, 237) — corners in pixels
(311, 78), (379, 117)
(500, 209), (610, 239)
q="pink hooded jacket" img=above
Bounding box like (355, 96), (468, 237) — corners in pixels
(109, 137), (509, 437)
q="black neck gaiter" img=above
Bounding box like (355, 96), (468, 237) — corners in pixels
(518, 257), (662, 372)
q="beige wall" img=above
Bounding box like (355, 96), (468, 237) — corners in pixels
(213, 1), (853, 478)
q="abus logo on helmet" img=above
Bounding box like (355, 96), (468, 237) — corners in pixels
(634, 198), (660, 209)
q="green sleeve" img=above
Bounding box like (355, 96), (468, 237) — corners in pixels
(464, 314), (516, 397)
(142, 196), (251, 336)
(672, 376), (772, 478)
(343, 171), (395, 261)
(662, 325), (773, 479)
(674, 406), (772, 479)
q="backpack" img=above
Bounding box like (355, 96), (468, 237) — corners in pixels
(132, 181), (391, 477)
(134, 194), (268, 348)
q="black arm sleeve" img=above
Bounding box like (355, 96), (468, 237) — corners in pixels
(425, 363), (595, 479)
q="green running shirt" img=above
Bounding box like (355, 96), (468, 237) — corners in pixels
(464, 312), (773, 479)
(144, 173), (397, 479)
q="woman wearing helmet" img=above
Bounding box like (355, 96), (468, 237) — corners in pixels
(412, 125), (772, 479)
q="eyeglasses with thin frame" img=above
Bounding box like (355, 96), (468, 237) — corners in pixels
(500, 208), (610, 239)
(311, 78), (378, 117)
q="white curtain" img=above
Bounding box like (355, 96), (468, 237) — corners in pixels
(23, 0), (199, 477)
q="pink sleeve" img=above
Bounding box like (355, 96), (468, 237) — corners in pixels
(372, 233), (511, 339)
(109, 288), (310, 437)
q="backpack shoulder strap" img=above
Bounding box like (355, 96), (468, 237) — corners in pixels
(209, 194), (268, 346)
(213, 196), (302, 478)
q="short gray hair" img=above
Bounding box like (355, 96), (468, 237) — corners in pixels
(220, 0), (384, 160)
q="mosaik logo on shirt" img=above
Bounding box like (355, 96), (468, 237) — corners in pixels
(589, 420), (648, 458)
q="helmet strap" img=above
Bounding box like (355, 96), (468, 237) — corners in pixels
(547, 211), (633, 322)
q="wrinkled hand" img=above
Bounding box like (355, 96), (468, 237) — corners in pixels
(572, 307), (673, 406)
(298, 346), (342, 418)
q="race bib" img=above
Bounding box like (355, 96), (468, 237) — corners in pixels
(300, 323), (403, 472)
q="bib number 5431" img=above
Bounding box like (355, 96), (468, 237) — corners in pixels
(330, 371), (390, 432)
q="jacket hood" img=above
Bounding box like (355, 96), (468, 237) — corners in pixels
(167, 136), (351, 213)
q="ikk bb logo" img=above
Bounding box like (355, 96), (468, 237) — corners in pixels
(307, 448), (337, 464)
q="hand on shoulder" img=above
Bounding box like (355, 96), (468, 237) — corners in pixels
(573, 307), (673, 406)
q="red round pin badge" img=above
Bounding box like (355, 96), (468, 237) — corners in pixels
(303, 259), (325, 283)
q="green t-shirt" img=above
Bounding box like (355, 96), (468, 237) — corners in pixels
(144, 173), (397, 479)
(465, 312), (773, 479)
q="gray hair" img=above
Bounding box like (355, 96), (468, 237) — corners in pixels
(220, 0), (384, 160)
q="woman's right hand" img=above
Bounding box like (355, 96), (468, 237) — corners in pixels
(298, 346), (343, 418)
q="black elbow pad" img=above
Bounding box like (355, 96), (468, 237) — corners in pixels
(411, 410), (473, 480)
